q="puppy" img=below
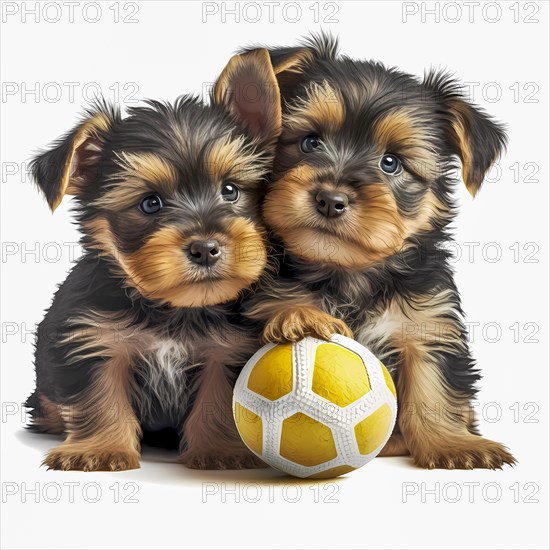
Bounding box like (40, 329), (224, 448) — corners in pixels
(25, 50), (282, 471)
(246, 34), (515, 469)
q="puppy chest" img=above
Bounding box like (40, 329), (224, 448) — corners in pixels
(133, 339), (195, 426)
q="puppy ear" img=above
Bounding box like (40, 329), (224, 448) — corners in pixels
(240, 32), (337, 97)
(265, 47), (315, 99)
(30, 103), (118, 211)
(213, 49), (282, 150)
(425, 71), (507, 197)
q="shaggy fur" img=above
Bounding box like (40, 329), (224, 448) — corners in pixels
(244, 33), (515, 469)
(26, 49), (282, 471)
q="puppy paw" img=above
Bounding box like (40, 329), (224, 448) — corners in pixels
(262, 306), (352, 343)
(411, 436), (516, 470)
(43, 445), (140, 471)
(181, 451), (268, 470)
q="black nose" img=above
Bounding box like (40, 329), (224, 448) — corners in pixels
(187, 240), (221, 266)
(316, 190), (349, 218)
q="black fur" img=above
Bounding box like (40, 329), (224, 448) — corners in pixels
(26, 49), (282, 471)
(246, 33), (514, 469)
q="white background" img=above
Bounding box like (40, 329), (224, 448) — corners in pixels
(1, 1), (548, 549)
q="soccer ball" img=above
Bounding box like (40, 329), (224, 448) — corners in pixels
(233, 335), (397, 478)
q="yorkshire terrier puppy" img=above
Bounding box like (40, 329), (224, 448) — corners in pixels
(245, 34), (515, 469)
(25, 50), (282, 471)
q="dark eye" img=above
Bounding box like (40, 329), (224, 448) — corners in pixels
(379, 154), (402, 175)
(300, 135), (321, 153)
(139, 194), (163, 214)
(221, 182), (240, 203)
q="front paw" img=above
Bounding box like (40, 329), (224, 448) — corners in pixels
(43, 445), (140, 471)
(411, 436), (516, 470)
(262, 306), (352, 344)
(181, 451), (267, 470)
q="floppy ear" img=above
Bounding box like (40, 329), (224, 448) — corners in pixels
(425, 71), (507, 197)
(30, 103), (118, 211)
(213, 49), (282, 150)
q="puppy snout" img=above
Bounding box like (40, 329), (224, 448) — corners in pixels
(187, 239), (221, 266)
(315, 190), (349, 218)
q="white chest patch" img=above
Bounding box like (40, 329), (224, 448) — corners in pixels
(134, 338), (196, 421)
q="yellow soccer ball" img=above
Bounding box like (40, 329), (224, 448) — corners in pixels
(233, 335), (397, 478)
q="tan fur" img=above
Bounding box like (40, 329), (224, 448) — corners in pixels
(379, 434), (409, 457)
(257, 41), (510, 469)
(51, 113), (112, 211)
(40, 306), (264, 471)
(359, 290), (466, 359)
(263, 164), (317, 220)
(206, 134), (268, 185)
(126, 220), (266, 307)
(213, 48), (282, 151)
(264, 165), (447, 269)
(223, 217), (268, 282)
(285, 81), (345, 135)
(42, 312), (154, 471)
(44, 384), (141, 472)
(398, 349), (514, 469)
(91, 152), (180, 211)
(372, 109), (440, 180)
(246, 287), (316, 320)
(272, 49), (314, 76)
(446, 99), (479, 196)
(442, 99), (503, 197)
(117, 152), (178, 189)
(31, 394), (65, 435)
(246, 282), (352, 343)
(43, 316), (145, 471)
(83, 217), (267, 308)
(180, 356), (265, 470)
(357, 292), (514, 469)
(262, 304), (352, 344)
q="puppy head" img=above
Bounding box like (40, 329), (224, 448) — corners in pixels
(256, 34), (507, 269)
(31, 50), (282, 308)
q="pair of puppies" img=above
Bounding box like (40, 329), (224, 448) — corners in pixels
(27, 34), (514, 471)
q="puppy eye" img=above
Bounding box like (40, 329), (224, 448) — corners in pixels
(139, 194), (163, 214)
(300, 135), (321, 153)
(379, 154), (402, 175)
(221, 182), (240, 203)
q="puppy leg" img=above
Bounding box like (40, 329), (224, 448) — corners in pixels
(380, 291), (515, 469)
(246, 283), (352, 343)
(180, 362), (266, 470)
(398, 349), (515, 469)
(27, 393), (65, 435)
(363, 290), (515, 468)
(43, 358), (141, 472)
(378, 434), (409, 457)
